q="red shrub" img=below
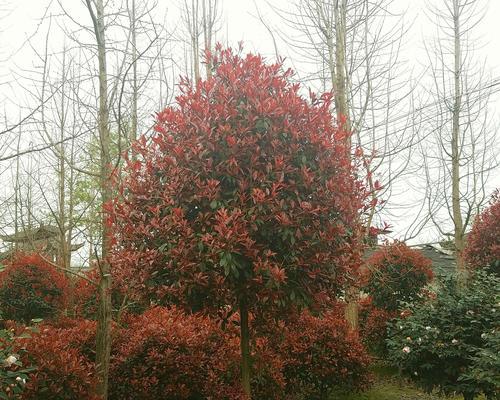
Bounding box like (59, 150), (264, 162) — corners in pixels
(358, 297), (397, 355)
(71, 268), (145, 320)
(465, 191), (500, 275)
(110, 306), (368, 400)
(0, 253), (69, 323)
(15, 320), (98, 400)
(363, 242), (433, 312)
(70, 269), (98, 318)
(109, 306), (245, 400)
(10, 308), (371, 399)
(278, 310), (372, 399)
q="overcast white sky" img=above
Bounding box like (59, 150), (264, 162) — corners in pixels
(0, 0), (499, 245)
(3, 0), (500, 73)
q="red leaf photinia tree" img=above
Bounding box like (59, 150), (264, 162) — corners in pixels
(110, 46), (366, 398)
(464, 190), (500, 276)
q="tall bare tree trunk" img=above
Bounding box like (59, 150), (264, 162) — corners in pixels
(451, 0), (466, 279)
(57, 50), (69, 271)
(14, 122), (21, 250)
(85, 0), (113, 398)
(191, 0), (201, 81)
(202, 0), (214, 78)
(333, 0), (350, 140)
(333, 0), (358, 332)
(130, 0), (138, 149)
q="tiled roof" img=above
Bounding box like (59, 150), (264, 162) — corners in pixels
(364, 243), (457, 278)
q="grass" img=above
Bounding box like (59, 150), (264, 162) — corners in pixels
(330, 364), (485, 400)
(333, 381), (459, 400)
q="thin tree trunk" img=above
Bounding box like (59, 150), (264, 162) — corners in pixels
(85, 0), (113, 398)
(240, 297), (252, 399)
(14, 121), (21, 249)
(130, 0), (138, 151)
(202, 0), (213, 78)
(333, 0), (358, 332)
(334, 0), (351, 143)
(58, 50), (68, 271)
(451, 0), (466, 280)
(191, 0), (200, 81)
(345, 286), (359, 332)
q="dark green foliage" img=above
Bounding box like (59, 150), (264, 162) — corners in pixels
(0, 328), (35, 399)
(386, 270), (499, 399)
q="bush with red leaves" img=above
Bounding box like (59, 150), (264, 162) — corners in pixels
(0, 253), (69, 323)
(109, 306), (244, 400)
(70, 269), (98, 319)
(358, 297), (397, 355)
(110, 306), (369, 400)
(15, 319), (98, 400)
(278, 310), (372, 399)
(465, 191), (500, 276)
(363, 242), (433, 313)
(70, 268), (145, 320)
(9, 308), (372, 399)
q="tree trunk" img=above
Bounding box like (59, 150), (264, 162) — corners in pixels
(345, 285), (359, 333)
(451, 0), (466, 281)
(191, 0), (201, 82)
(239, 297), (252, 399)
(130, 0), (138, 152)
(333, 0), (358, 332)
(96, 266), (112, 399)
(85, 0), (113, 398)
(334, 0), (351, 144)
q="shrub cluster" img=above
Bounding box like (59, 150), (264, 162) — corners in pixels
(9, 306), (371, 400)
(0, 253), (69, 323)
(109, 307), (244, 400)
(14, 319), (98, 400)
(386, 270), (499, 400)
(111, 307), (371, 399)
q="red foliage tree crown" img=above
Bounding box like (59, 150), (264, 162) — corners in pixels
(110, 46), (366, 316)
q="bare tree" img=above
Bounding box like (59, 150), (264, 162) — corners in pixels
(180, 0), (221, 81)
(421, 0), (498, 278)
(270, 0), (415, 331)
(81, 0), (113, 396)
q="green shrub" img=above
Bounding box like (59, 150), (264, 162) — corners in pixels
(0, 328), (35, 399)
(386, 270), (499, 400)
(460, 328), (500, 399)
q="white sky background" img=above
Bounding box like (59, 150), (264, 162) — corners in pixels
(0, 0), (499, 249)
